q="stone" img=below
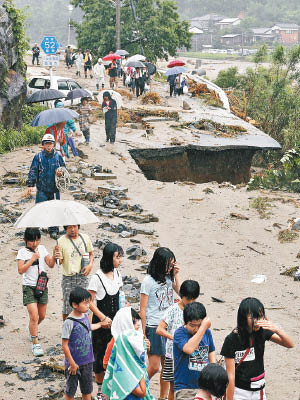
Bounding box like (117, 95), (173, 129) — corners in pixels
(119, 231), (134, 238)
(68, 167), (77, 173)
(136, 227), (154, 235)
(130, 123), (144, 130)
(98, 184), (128, 195)
(12, 366), (26, 373)
(292, 218), (300, 231)
(17, 371), (33, 381)
(122, 284), (133, 291)
(3, 177), (20, 184)
(130, 238), (141, 243)
(126, 245), (146, 260)
(94, 173), (117, 180)
(93, 164), (102, 173)
(131, 204), (143, 213)
(81, 168), (92, 177)
(73, 193), (86, 200)
(182, 101), (191, 110)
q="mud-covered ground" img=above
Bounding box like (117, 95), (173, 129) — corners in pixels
(0, 57), (298, 400)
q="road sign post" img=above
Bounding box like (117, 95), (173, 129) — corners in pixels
(40, 36), (59, 55)
(40, 36), (59, 87)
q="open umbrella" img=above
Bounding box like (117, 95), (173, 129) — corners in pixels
(164, 66), (187, 76)
(97, 90), (123, 108)
(116, 49), (129, 56)
(31, 108), (79, 127)
(167, 59), (185, 68)
(27, 89), (65, 104)
(127, 54), (146, 62)
(15, 200), (99, 228)
(125, 61), (145, 68)
(66, 88), (92, 100)
(103, 53), (121, 61)
(143, 62), (156, 76)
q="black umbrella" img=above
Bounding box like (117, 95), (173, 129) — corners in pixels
(125, 61), (146, 68)
(143, 62), (156, 76)
(27, 89), (65, 104)
(66, 88), (92, 100)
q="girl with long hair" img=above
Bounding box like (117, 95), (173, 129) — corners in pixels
(140, 247), (181, 400)
(221, 297), (293, 400)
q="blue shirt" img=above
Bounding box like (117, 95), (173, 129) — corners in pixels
(173, 326), (215, 391)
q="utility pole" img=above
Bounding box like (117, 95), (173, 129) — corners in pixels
(116, 0), (121, 50)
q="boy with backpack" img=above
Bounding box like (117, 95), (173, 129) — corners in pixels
(156, 280), (200, 400)
(173, 302), (216, 400)
(62, 287), (102, 400)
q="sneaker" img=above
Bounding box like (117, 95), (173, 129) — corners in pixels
(32, 343), (44, 357)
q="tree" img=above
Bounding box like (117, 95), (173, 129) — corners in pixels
(71, 0), (192, 61)
(215, 44), (300, 163)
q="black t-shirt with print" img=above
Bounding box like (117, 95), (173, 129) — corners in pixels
(221, 329), (274, 391)
(109, 64), (118, 77)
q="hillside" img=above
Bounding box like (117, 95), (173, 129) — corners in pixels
(176, 0), (300, 27)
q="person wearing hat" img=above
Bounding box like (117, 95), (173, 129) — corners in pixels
(26, 134), (65, 239)
(94, 58), (106, 90)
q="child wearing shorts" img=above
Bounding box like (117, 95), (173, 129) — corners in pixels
(156, 280), (200, 400)
(140, 247), (181, 399)
(62, 287), (102, 400)
(17, 227), (59, 357)
(173, 302), (216, 400)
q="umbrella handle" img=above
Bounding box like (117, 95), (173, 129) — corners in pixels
(56, 239), (60, 266)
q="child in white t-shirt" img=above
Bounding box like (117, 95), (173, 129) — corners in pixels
(16, 228), (59, 357)
(156, 280), (200, 400)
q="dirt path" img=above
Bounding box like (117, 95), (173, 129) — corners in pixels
(0, 59), (299, 400)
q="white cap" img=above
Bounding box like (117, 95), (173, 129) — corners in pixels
(98, 58), (102, 62)
(42, 133), (55, 143)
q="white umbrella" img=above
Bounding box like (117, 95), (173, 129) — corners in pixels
(97, 90), (123, 108)
(127, 54), (146, 62)
(15, 200), (99, 228)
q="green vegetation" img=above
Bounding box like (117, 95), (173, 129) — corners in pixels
(179, 52), (248, 60)
(0, 124), (44, 154)
(215, 44), (300, 156)
(0, 105), (46, 154)
(214, 44), (300, 192)
(3, 0), (29, 71)
(71, 0), (192, 61)
(249, 197), (272, 219)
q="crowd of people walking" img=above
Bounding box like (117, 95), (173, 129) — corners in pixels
(23, 44), (294, 400)
(18, 230), (294, 400)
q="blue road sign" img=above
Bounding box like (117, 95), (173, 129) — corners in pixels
(40, 36), (59, 55)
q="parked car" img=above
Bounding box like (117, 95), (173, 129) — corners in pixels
(27, 75), (93, 106)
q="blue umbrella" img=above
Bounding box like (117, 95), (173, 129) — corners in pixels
(31, 108), (79, 127)
(164, 66), (187, 76)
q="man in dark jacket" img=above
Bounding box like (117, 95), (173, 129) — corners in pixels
(167, 74), (177, 97)
(32, 43), (40, 65)
(26, 134), (65, 239)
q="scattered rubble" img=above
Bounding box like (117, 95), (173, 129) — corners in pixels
(278, 229), (299, 243)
